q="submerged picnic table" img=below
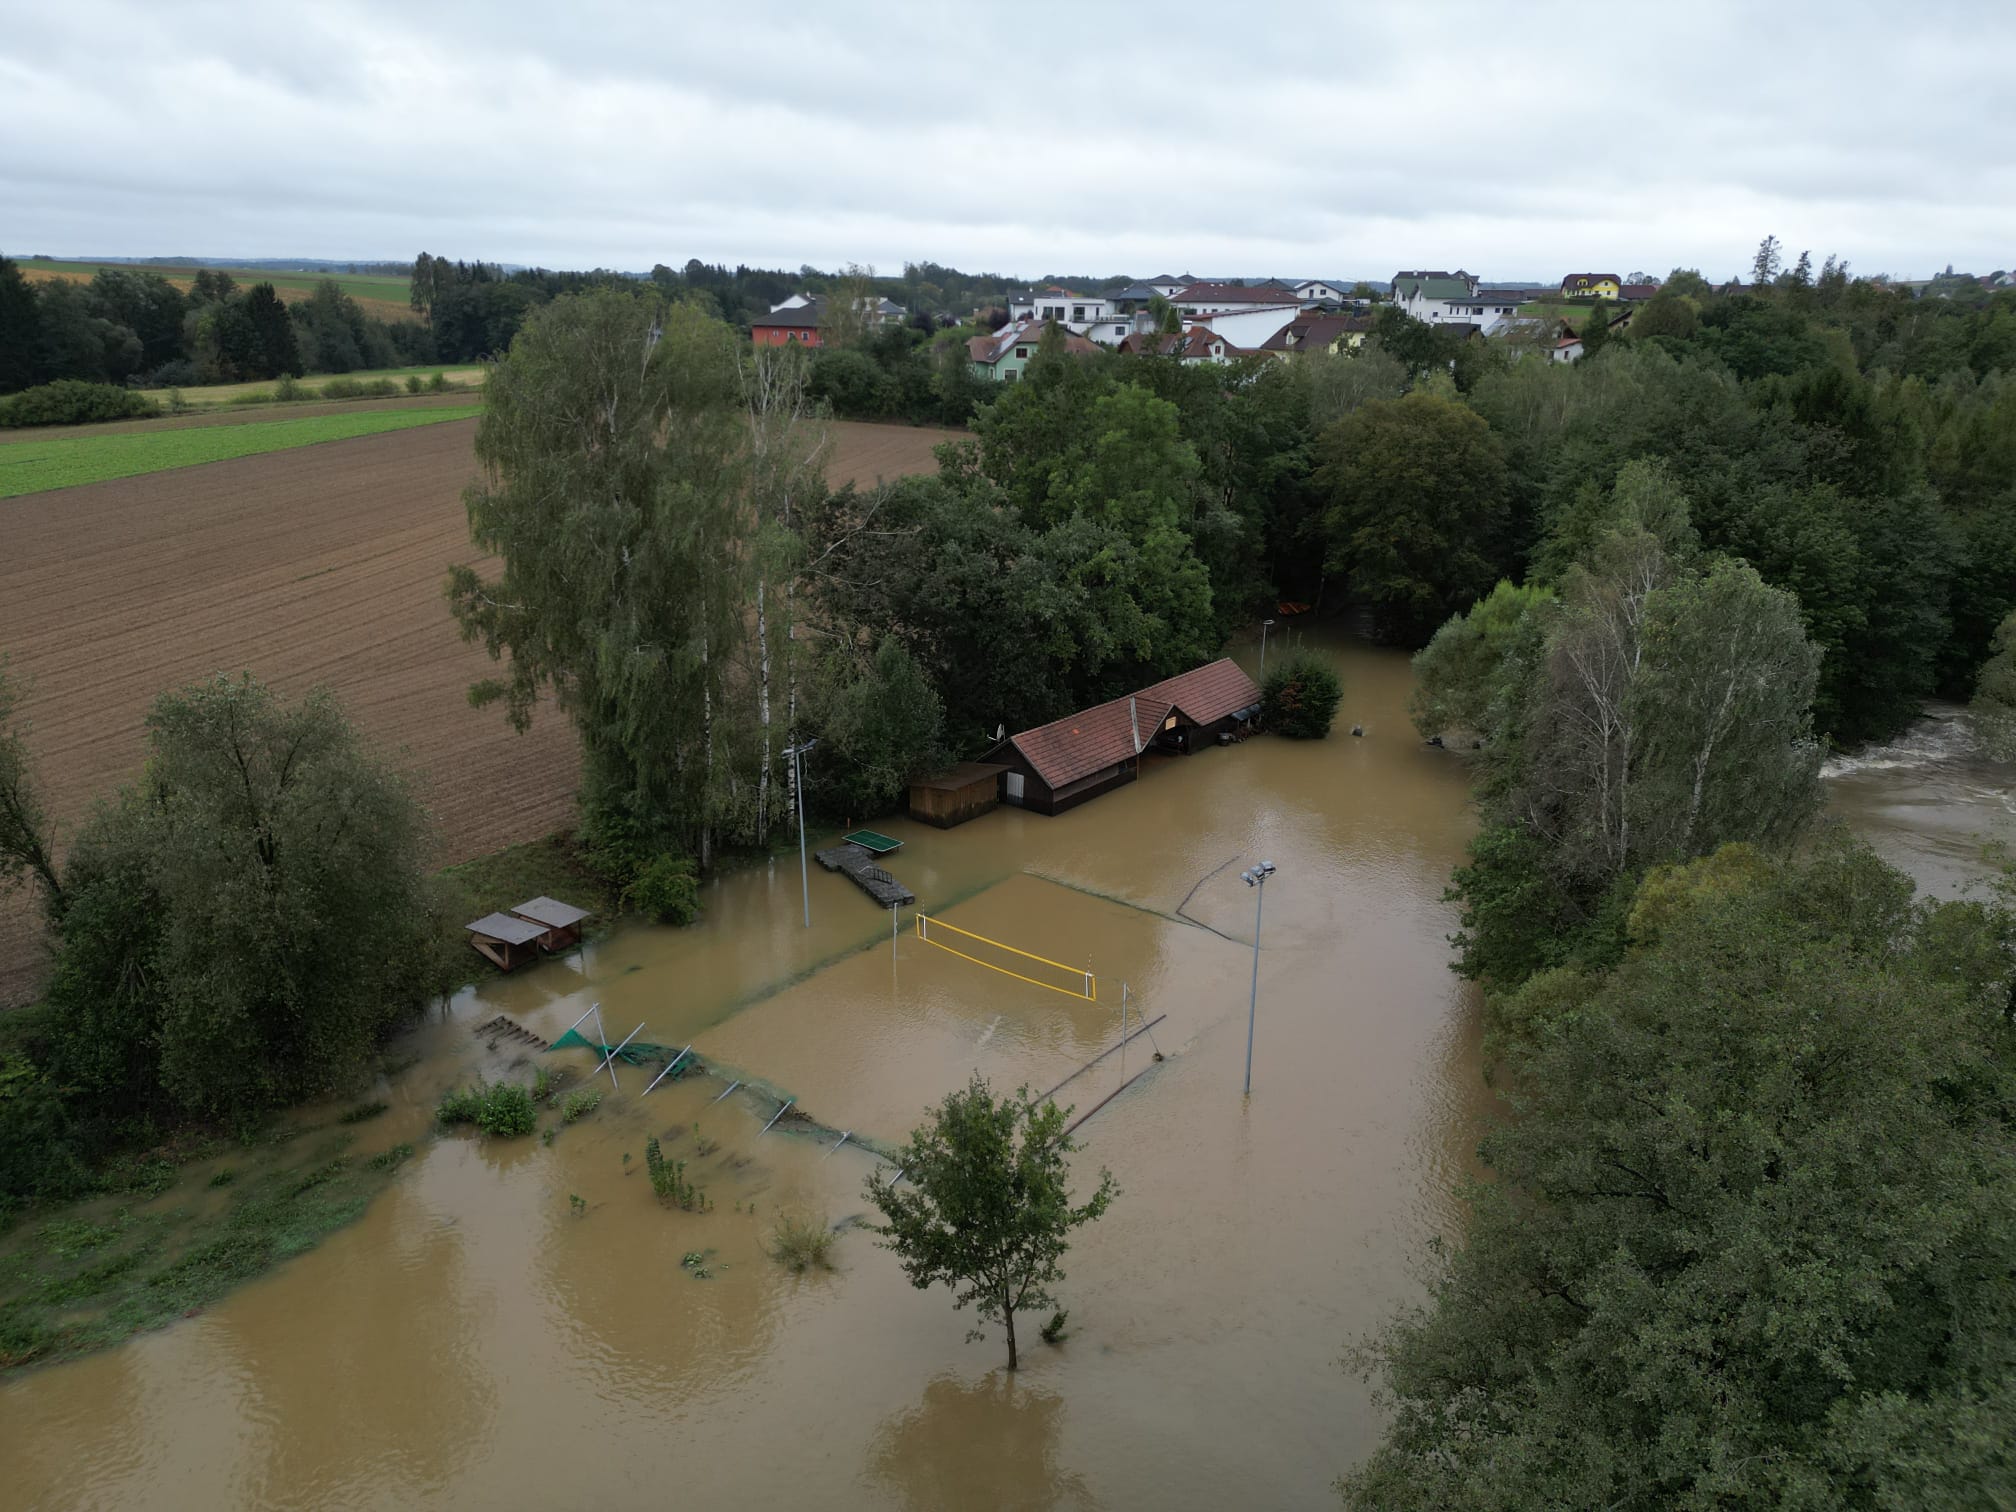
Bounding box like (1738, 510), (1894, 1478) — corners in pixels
(814, 838), (914, 908)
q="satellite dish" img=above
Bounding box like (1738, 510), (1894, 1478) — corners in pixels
(994, 723), (1005, 740)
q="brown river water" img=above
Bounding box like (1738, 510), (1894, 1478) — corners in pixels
(3, 635), (2005, 1511)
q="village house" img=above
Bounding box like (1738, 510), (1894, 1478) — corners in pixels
(1391, 270), (1482, 324)
(749, 294), (906, 347)
(968, 319), (1101, 382)
(1559, 272), (1622, 300)
(1116, 327), (1244, 364)
(1257, 312), (1375, 357)
(1005, 286), (1135, 345)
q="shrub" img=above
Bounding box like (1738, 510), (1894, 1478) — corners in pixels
(560, 1090), (602, 1123)
(435, 1084), (484, 1125)
(318, 375), (402, 400)
(768, 1212), (837, 1272)
(273, 374), (306, 402)
(0, 380), (159, 428)
(338, 1099), (388, 1124)
(1261, 651), (1343, 739)
(625, 853), (701, 925)
(405, 374), (424, 394)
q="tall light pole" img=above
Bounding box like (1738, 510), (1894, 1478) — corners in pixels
(1260, 617), (1276, 673)
(784, 738), (818, 928)
(1240, 861), (1276, 1095)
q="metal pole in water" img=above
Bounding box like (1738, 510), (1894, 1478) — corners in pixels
(560, 1003), (600, 1040)
(1240, 862), (1276, 1096)
(710, 1079), (742, 1103)
(642, 1044), (693, 1096)
(785, 738), (818, 931)
(822, 1131), (851, 1161)
(591, 1022), (645, 1093)
(759, 1098), (795, 1136)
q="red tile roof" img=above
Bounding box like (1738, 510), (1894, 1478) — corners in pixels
(1010, 692), (1172, 790)
(1136, 658), (1260, 725)
(1174, 282), (1300, 306)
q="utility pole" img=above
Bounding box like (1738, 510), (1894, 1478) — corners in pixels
(1260, 618), (1276, 673)
(784, 738), (819, 928)
(1239, 862), (1276, 1095)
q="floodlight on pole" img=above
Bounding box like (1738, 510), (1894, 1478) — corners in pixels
(1261, 618), (1276, 672)
(783, 738), (819, 929)
(1239, 861), (1276, 1096)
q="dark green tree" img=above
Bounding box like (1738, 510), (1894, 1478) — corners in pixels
(1343, 842), (2016, 1510)
(44, 675), (438, 1121)
(242, 283), (301, 377)
(1260, 650), (1343, 738)
(1315, 391), (1511, 643)
(866, 1074), (1117, 1370)
(0, 258), (40, 392)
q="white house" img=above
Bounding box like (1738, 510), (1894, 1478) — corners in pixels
(1391, 270), (1482, 324)
(1291, 279), (1353, 305)
(1004, 287), (1134, 344)
(1190, 303), (1301, 349)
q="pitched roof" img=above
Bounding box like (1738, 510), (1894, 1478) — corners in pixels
(969, 320), (1099, 365)
(1117, 327), (1242, 360)
(1397, 276), (1475, 301)
(1010, 692), (1172, 790)
(1618, 282), (1659, 301)
(1560, 273), (1623, 289)
(1136, 658), (1261, 725)
(1174, 281), (1299, 305)
(1257, 313), (1374, 351)
(750, 301), (825, 328)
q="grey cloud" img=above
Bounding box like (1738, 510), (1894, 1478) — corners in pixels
(2, 0), (2012, 278)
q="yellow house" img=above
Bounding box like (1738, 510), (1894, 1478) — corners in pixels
(1560, 272), (1621, 300)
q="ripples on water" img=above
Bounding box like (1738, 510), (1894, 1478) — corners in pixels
(1822, 705), (2015, 896)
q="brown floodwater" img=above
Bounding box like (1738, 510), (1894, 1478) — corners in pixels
(5, 635), (2007, 1511)
(5, 630), (1491, 1510)
(1821, 704), (2015, 898)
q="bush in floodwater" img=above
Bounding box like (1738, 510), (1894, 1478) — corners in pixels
(1261, 651), (1343, 739)
(474, 1084), (536, 1138)
(1041, 1308), (1071, 1344)
(625, 852), (701, 925)
(338, 1100), (388, 1124)
(645, 1137), (708, 1210)
(768, 1212), (836, 1272)
(561, 1090), (602, 1123)
(436, 1081), (536, 1137)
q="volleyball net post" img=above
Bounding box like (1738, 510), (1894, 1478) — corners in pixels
(914, 914), (1097, 1002)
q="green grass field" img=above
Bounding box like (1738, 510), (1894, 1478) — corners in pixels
(0, 406), (480, 498)
(22, 258), (411, 306)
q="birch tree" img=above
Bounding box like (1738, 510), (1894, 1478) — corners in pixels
(448, 290), (747, 862)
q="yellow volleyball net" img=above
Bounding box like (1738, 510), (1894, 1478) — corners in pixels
(914, 914), (1097, 1001)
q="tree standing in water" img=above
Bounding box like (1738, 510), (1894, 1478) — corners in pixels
(866, 1074), (1117, 1370)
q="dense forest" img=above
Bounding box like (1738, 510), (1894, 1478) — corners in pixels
(0, 260), (436, 392)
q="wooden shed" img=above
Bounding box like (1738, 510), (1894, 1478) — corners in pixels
(510, 895), (590, 952)
(995, 692), (1171, 816)
(466, 912), (546, 972)
(907, 762), (1009, 828)
(1136, 658), (1262, 752)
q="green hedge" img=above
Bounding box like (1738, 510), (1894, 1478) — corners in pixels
(0, 381), (160, 429)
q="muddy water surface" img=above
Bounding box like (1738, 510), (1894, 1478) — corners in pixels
(1821, 704), (2015, 896)
(2, 636), (1492, 1510)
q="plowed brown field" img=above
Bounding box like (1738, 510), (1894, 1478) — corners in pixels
(0, 417), (954, 1006)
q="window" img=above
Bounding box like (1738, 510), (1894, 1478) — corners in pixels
(1014, 347), (1028, 359)
(1073, 306), (1086, 321)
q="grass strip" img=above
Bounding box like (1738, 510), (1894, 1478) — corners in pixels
(0, 1131), (409, 1375)
(0, 405), (480, 498)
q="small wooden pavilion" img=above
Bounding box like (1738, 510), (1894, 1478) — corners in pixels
(907, 762), (1009, 828)
(466, 912), (546, 972)
(510, 896), (591, 952)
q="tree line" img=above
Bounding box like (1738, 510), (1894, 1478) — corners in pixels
(0, 259), (434, 394)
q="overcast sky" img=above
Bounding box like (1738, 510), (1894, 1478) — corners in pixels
(4, 0), (2011, 282)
